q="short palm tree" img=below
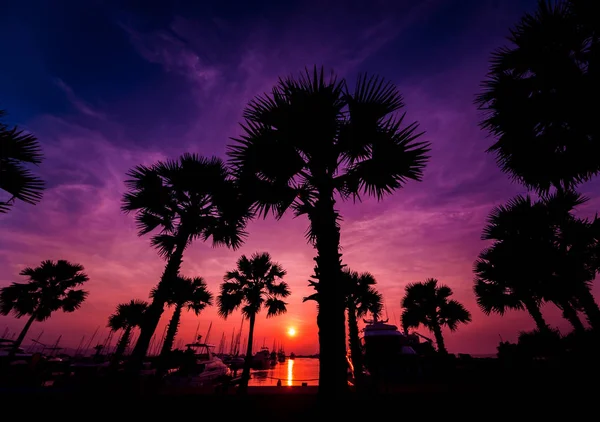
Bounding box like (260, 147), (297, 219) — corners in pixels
(228, 66), (430, 394)
(0, 260), (89, 356)
(401, 278), (471, 355)
(217, 252), (289, 393)
(476, 0), (600, 194)
(0, 109), (44, 213)
(122, 153), (249, 365)
(107, 299), (148, 362)
(157, 276), (213, 358)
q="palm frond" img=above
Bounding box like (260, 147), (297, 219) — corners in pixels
(265, 297), (287, 318)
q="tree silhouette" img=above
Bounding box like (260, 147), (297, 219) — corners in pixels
(157, 276), (212, 358)
(217, 252), (289, 393)
(107, 299), (148, 363)
(122, 153), (249, 367)
(0, 260), (89, 356)
(228, 66), (430, 394)
(401, 278), (471, 354)
(474, 192), (600, 332)
(0, 109), (44, 213)
(476, 0), (600, 194)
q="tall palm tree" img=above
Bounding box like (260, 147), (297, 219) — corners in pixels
(0, 260), (89, 356)
(304, 268), (382, 385)
(107, 299), (148, 362)
(474, 193), (597, 333)
(476, 0), (600, 194)
(0, 109), (44, 213)
(217, 252), (290, 393)
(122, 153), (249, 366)
(401, 278), (471, 354)
(157, 276), (213, 358)
(228, 66), (430, 394)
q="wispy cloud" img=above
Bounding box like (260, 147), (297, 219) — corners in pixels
(54, 78), (106, 120)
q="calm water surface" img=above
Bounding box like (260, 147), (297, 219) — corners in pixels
(247, 358), (319, 386)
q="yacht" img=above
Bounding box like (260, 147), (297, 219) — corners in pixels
(164, 343), (231, 387)
(251, 347), (271, 370)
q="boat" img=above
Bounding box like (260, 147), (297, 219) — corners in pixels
(164, 343), (231, 387)
(289, 352), (296, 360)
(277, 347), (286, 363)
(360, 316), (427, 385)
(252, 346), (271, 370)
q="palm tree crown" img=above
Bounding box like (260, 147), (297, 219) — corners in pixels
(0, 259), (89, 321)
(160, 276), (213, 315)
(108, 300), (148, 332)
(476, 0), (600, 193)
(228, 67), (430, 230)
(401, 278), (471, 354)
(0, 109), (44, 213)
(122, 153), (249, 258)
(218, 252), (290, 319)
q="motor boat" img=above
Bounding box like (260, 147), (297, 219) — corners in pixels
(164, 343), (231, 387)
(360, 317), (427, 384)
(251, 347), (271, 370)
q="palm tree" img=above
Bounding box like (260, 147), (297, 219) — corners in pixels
(107, 299), (148, 363)
(158, 276), (213, 358)
(476, 0), (600, 194)
(228, 66), (430, 394)
(0, 260), (89, 356)
(0, 109), (44, 213)
(401, 278), (471, 354)
(217, 252), (289, 393)
(304, 268), (382, 385)
(474, 193), (597, 333)
(122, 153), (249, 366)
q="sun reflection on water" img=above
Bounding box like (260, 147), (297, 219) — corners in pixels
(287, 357), (294, 386)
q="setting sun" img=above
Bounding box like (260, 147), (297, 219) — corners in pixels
(287, 327), (296, 337)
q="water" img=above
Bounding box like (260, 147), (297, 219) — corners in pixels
(247, 358), (319, 386)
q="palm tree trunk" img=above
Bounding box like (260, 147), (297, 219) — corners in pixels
(312, 184), (347, 396)
(431, 323), (447, 355)
(129, 239), (186, 370)
(160, 303), (183, 358)
(576, 285), (600, 331)
(557, 301), (585, 333)
(523, 299), (551, 333)
(347, 303), (364, 387)
(114, 326), (132, 360)
(239, 313), (256, 394)
(9, 313), (36, 357)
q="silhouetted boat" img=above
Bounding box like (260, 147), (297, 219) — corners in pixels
(252, 347), (271, 369)
(277, 348), (286, 363)
(289, 352), (296, 360)
(164, 343), (231, 387)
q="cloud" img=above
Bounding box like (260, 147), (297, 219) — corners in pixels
(54, 78), (106, 120)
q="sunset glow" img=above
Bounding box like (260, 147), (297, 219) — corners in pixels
(1, 1), (597, 358)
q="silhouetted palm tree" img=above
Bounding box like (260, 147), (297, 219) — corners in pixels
(122, 153), (249, 366)
(0, 260), (88, 356)
(0, 109), (44, 213)
(107, 299), (148, 362)
(228, 66), (430, 394)
(474, 193), (597, 333)
(476, 0), (600, 194)
(217, 252), (289, 393)
(303, 268), (382, 385)
(401, 278), (471, 354)
(158, 276), (213, 358)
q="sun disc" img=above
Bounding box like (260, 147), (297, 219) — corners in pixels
(287, 327), (296, 337)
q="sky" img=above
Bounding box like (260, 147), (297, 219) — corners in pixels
(1, 0), (599, 356)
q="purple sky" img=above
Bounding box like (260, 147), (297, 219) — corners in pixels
(1, 0), (599, 355)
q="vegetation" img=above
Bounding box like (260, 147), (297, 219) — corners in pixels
(107, 299), (148, 363)
(228, 66), (430, 394)
(0, 109), (44, 213)
(217, 252), (290, 393)
(304, 268), (382, 385)
(121, 153), (249, 366)
(401, 278), (471, 354)
(0, 260), (89, 356)
(157, 276), (213, 358)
